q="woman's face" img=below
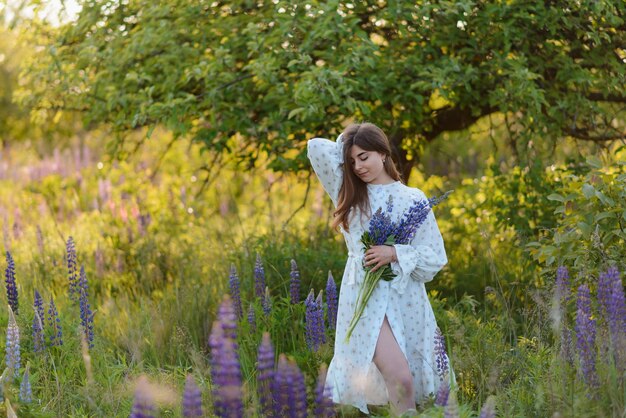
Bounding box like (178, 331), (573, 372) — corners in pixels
(349, 145), (387, 184)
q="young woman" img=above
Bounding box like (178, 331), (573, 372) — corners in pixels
(307, 122), (451, 416)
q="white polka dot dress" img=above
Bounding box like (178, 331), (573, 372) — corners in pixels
(307, 137), (451, 414)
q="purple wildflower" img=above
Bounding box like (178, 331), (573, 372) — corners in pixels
(33, 290), (45, 327)
(228, 264), (243, 319)
(555, 266), (570, 302)
(257, 332), (274, 417)
(434, 328), (449, 379)
(272, 355), (307, 418)
(289, 259), (301, 304)
(434, 382), (449, 406)
(314, 364), (335, 418)
(48, 297), (63, 347)
(32, 309), (45, 354)
(19, 363), (32, 403)
(479, 395), (496, 418)
(575, 284), (598, 389)
(305, 289), (325, 351)
(262, 286), (271, 317)
(598, 267), (617, 319)
(182, 375), (203, 417)
(130, 376), (155, 418)
(78, 264), (89, 294)
(66, 236), (79, 301)
(79, 267), (94, 348)
(607, 273), (626, 361)
(217, 294), (237, 341)
(254, 253), (266, 299)
(598, 267), (626, 339)
(393, 199), (430, 245)
(5, 251), (18, 315)
(6, 306), (20, 378)
(209, 296), (243, 418)
(367, 206), (395, 246)
(326, 271), (338, 331)
(247, 303), (256, 333)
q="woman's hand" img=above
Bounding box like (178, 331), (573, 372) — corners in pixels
(363, 245), (398, 272)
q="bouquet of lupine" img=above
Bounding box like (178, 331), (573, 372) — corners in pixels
(345, 191), (452, 343)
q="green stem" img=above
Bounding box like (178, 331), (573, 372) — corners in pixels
(344, 268), (385, 343)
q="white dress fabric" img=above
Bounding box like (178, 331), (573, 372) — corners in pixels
(307, 136), (451, 414)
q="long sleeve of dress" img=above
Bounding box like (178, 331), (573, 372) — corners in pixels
(307, 136), (344, 206)
(389, 208), (447, 295)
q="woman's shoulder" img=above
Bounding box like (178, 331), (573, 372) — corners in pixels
(397, 183), (427, 200)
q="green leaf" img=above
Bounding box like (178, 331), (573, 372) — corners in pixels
(547, 193), (565, 202)
(594, 211), (615, 222)
(582, 183), (595, 199)
(585, 156), (602, 169)
(287, 108), (305, 120)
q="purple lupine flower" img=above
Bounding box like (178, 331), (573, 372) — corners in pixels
(79, 268), (94, 348)
(217, 294), (237, 341)
(33, 290), (45, 327)
(228, 264), (243, 319)
(289, 259), (301, 304)
(479, 395), (496, 418)
(314, 364), (335, 418)
(555, 266), (570, 302)
(247, 303), (256, 333)
(78, 264), (89, 294)
(254, 253), (266, 299)
(434, 328), (449, 379)
(272, 355), (307, 418)
(393, 192), (452, 245)
(6, 306), (20, 378)
(66, 236), (79, 301)
(598, 267), (617, 320)
(257, 332), (274, 417)
(599, 267), (626, 339)
(305, 289), (325, 351)
(434, 382), (449, 406)
(326, 271), (338, 331)
(272, 354), (291, 417)
(608, 274), (626, 357)
(209, 296), (243, 418)
(5, 251), (18, 315)
(19, 363), (32, 403)
(130, 376), (155, 418)
(262, 286), (271, 317)
(32, 309), (45, 354)
(367, 206), (395, 246)
(48, 297), (63, 347)
(575, 284), (598, 388)
(182, 374), (203, 417)
(288, 358), (307, 417)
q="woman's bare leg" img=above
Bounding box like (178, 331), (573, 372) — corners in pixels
(373, 315), (416, 416)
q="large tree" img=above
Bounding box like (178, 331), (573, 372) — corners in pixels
(20, 0), (626, 179)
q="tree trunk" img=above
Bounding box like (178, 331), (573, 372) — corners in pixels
(389, 131), (415, 183)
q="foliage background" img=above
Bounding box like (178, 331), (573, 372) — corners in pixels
(0, 0), (625, 416)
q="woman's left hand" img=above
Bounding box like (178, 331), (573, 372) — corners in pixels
(363, 245), (397, 272)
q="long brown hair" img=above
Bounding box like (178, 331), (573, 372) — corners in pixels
(332, 123), (402, 231)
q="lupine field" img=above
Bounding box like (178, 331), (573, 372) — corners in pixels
(2, 2), (626, 416)
(0, 133), (625, 417)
